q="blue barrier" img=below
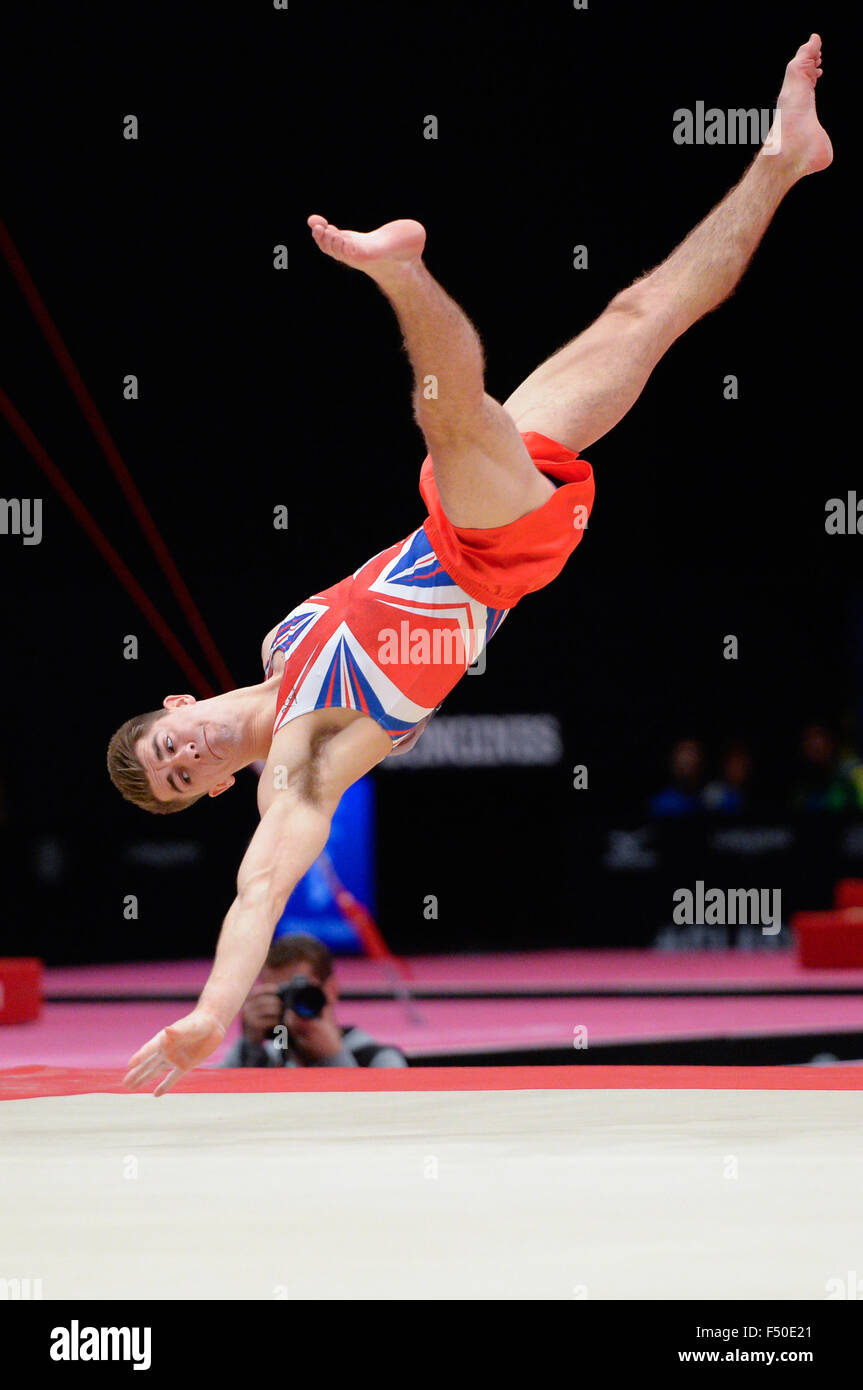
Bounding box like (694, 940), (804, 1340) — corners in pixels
(272, 775), (376, 953)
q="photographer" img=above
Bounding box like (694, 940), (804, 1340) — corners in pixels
(220, 933), (407, 1068)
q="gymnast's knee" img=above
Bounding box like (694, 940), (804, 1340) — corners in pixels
(606, 279), (658, 321)
(412, 384), (489, 447)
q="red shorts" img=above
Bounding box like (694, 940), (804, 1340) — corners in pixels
(419, 431), (595, 609)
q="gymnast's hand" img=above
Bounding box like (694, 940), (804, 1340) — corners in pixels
(123, 1008), (227, 1096)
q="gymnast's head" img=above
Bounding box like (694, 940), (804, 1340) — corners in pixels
(107, 693), (241, 813)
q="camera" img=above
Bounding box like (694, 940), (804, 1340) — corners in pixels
(275, 975), (327, 1021)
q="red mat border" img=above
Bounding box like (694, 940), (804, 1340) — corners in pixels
(1, 1064), (862, 1101)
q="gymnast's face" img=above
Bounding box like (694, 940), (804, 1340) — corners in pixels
(135, 694), (238, 805)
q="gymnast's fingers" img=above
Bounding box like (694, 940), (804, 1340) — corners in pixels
(153, 1068), (184, 1098)
(123, 1059), (163, 1090)
(123, 1043), (168, 1089)
(126, 1030), (166, 1071)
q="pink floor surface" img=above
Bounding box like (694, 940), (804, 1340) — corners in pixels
(2, 950), (862, 1068)
(42, 948), (863, 996)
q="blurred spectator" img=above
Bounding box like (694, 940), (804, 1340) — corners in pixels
(701, 741), (753, 814)
(221, 933), (408, 1068)
(791, 722), (862, 811)
(837, 712), (863, 807)
(649, 737), (705, 817)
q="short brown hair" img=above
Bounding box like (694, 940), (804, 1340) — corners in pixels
(265, 934), (334, 982)
(107, 709), (205, 815)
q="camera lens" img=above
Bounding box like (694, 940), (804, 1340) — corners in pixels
(292, 983), (326, 1019)
(276, 975), (327, 1020)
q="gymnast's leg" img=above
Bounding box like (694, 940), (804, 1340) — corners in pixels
(306, 220), (555, 530)
(502, 34), (832, 453)
(308, 36), (829, 516)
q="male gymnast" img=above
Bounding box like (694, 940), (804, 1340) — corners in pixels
(111, 36), (831, 1092)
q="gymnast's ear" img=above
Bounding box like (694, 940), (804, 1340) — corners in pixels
(208, 777), (236, 798)
(162, 694), (197, 709)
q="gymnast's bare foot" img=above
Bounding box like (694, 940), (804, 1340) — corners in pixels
(307, 215), (426, 282)
(764, 33), (833, 176)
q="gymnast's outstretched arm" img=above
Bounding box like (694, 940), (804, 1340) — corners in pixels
(123, 717), (389, 1094)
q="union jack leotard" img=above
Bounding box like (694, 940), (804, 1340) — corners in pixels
(264, 525), (508, 746)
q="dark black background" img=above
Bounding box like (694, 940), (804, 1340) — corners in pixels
(1, 1), (858, 961)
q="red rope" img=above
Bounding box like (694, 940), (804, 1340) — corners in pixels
(0, 215), (235, 693)
(0, 386), (215, 699)
(318, 850), (411, 982)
